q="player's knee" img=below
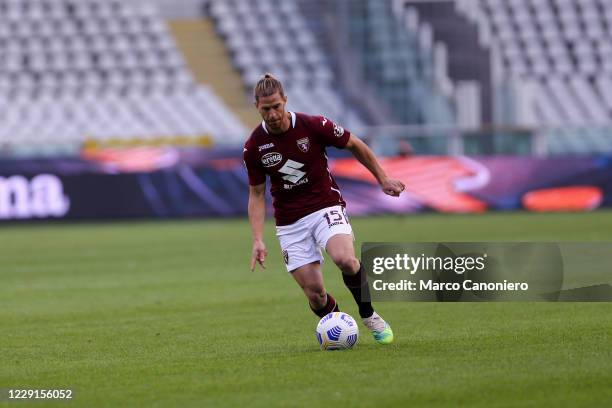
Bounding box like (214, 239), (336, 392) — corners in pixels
(304, 283), (326, 304)
(332, 253), (359, 274)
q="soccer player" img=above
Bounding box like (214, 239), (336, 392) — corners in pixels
(244, 74), (405, 344)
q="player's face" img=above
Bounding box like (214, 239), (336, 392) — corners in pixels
(256, 92), (290, 133)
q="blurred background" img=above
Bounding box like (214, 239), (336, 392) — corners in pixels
(1, 0), (611, 220)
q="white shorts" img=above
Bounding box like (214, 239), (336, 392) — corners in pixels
(276, 205), (353, 272)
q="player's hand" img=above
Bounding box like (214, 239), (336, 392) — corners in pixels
(381, 178), (405, 197)
(250, 239), (268, 271)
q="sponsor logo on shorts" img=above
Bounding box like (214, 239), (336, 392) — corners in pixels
(261, 152), (282, 167)
(283, 250), (289, 265)
(297, 137), (310, 153)
(258, 143), (275, 152)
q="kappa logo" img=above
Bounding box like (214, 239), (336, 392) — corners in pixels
(283, 250), (289, 265)
(297, 137), (310, 153)
(279, 160), (306, 184)
(258, 143), (274, 152)
(261, 152), (283, 167)
(333, 123), (344, 138)
(321, 117), (328, 127)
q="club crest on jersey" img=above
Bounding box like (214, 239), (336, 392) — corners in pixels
(261, 152), (282, 167)
(297, 137), (310, 153)
(333, 123), (344, 138)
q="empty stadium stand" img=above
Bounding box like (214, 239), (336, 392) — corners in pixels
(208, 0), (368, 133)
(393, 0), (612, 154)
(168, 18), (261, 129)
(2, 0), (610, 156)
(394, 0), (492, 124)
(0, 0), (246, 156)
(341, 0), (456, 126)
(455, 0), (612, 152)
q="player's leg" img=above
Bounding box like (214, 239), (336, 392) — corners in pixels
(291, 262), (339, 317)
(277, 219), (338, 318)
(313, 206), (370, 316)
(325, 234), (394, 344)
(325, 233), (373, 317)
(314, 206), (394, 344)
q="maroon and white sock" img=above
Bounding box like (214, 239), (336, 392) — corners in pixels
(310, 293), (339, 318)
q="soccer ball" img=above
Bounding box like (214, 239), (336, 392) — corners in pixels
(315, 312), (359, 350)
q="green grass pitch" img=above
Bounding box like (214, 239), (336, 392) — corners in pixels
(1, 212), (611, 407)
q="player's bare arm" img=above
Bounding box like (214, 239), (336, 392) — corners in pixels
(345, 134), (406, 197)
(248, 182), (268, 271)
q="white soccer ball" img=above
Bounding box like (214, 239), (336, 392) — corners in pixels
(315, 312), (359, 350)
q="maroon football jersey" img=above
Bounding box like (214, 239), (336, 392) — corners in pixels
(244, 112), (351, 226)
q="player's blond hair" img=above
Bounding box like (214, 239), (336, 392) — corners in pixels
(254, 73), (285, 102)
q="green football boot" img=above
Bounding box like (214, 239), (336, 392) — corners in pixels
(362, 312), (394, 345)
